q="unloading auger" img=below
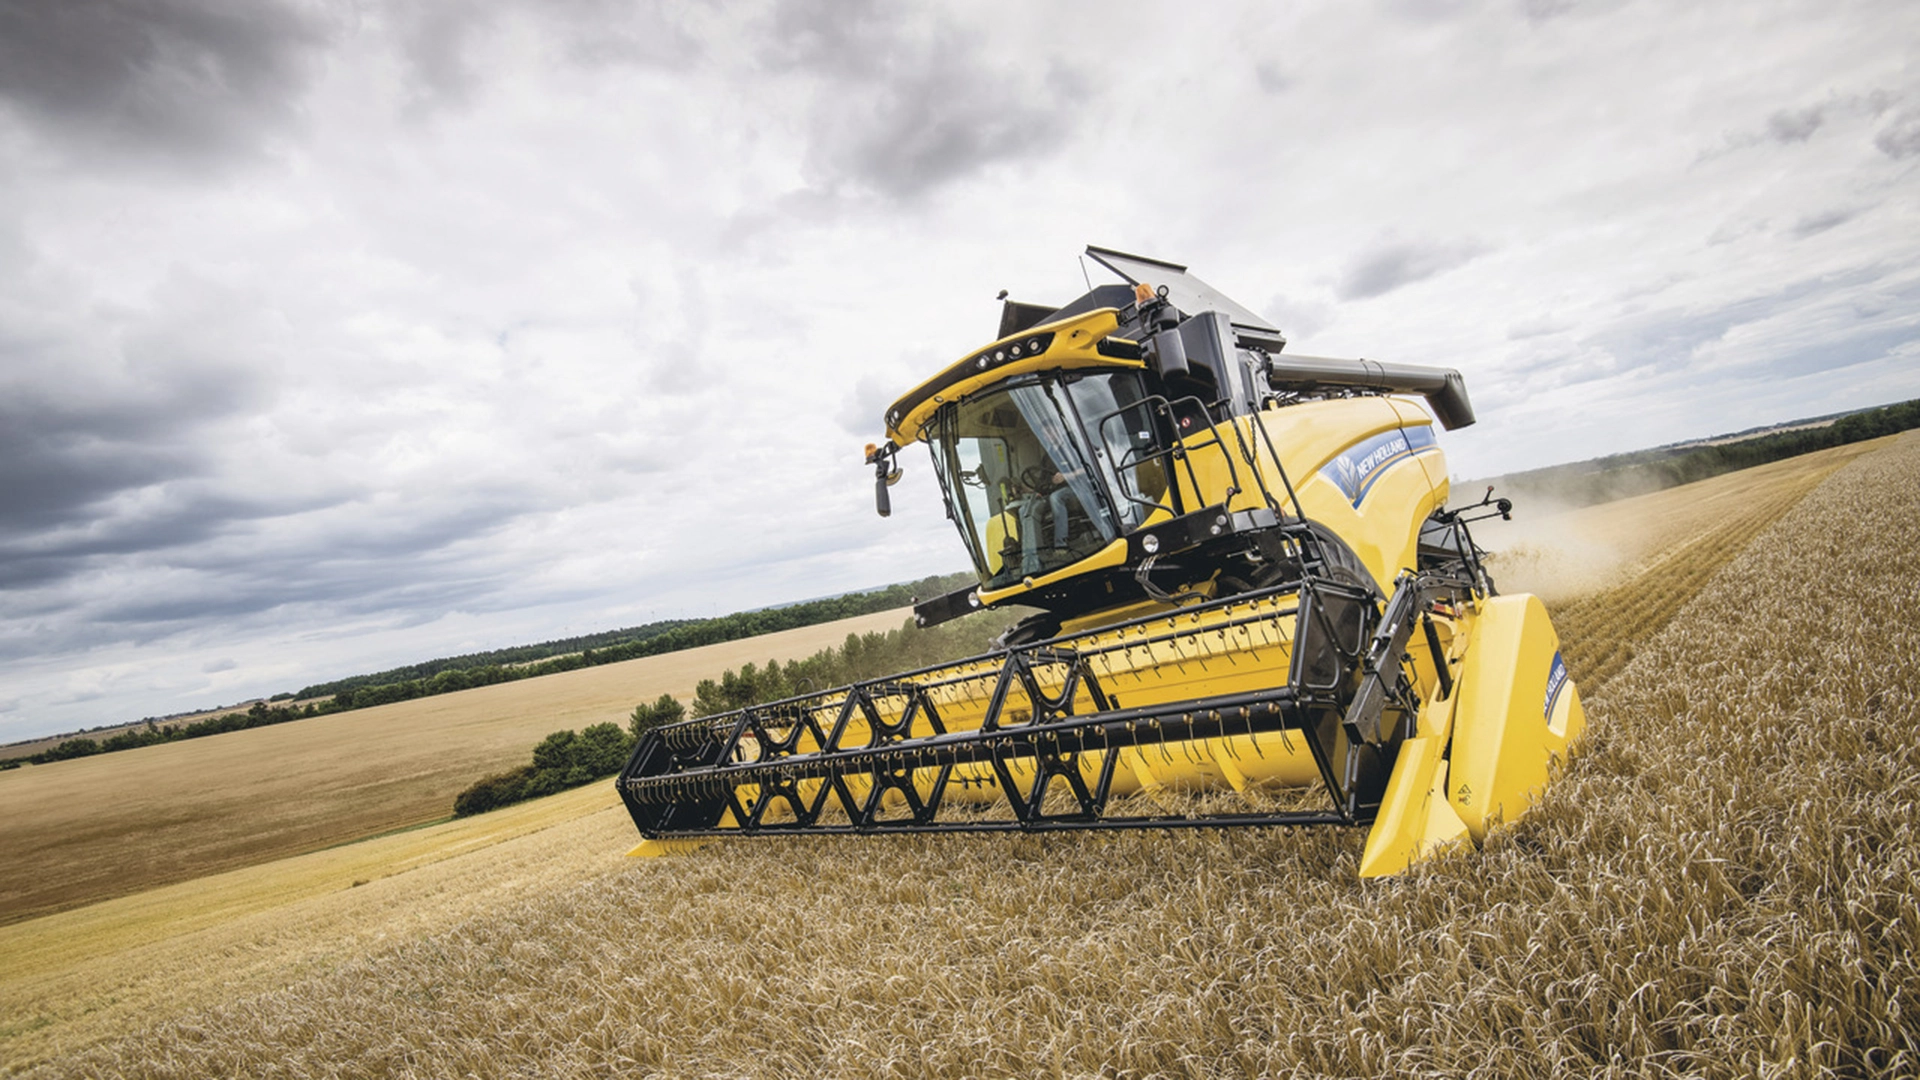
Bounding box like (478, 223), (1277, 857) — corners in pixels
(617, 247), (1583, 876)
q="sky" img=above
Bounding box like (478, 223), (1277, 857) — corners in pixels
(2, 0), (1916, 741)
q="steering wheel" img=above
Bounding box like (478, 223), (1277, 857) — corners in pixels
(1020, 465), (1051, 491)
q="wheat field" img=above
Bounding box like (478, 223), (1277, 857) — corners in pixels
(5, 434), (1915, 1077)
(0, 607), (913, 926)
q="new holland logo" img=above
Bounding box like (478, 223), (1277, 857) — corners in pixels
(1333, 454), (1359, 493)
(1318, 426), (1438, 509)
(1543, 651), (1568, 721)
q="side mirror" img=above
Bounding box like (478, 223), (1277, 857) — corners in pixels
(874, 467), (903, 517)
(867, 441), (902, 518)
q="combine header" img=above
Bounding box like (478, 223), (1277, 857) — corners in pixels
(617, 247), (1582, 876)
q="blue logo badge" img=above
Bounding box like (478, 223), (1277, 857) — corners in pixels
(1544, 651), (1568, 721)
(1317, 426), (1438, 509)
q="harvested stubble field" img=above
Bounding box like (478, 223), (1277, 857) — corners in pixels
(5, 434), (1916, 1077)
(0, 606), (914, 926)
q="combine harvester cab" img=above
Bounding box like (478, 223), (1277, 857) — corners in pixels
(618, 247), (1582, 877)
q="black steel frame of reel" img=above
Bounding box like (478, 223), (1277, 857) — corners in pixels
(616, 571), (1423, 843)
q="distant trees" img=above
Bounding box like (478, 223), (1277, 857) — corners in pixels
(19, 700), (324, 767)
(310, 573), (975, 715)
(450, 695), (692, 818)
(628, 694), (685, 738)
(300, 573), (973, 705)
(691, 609), (1022, 717)
(1488, 396), (1920, 509)
(17, 573), (972, 771)
(37, 736), (100, 761)
(453, 602), (1023, 816)
(452, 721), (637, 817)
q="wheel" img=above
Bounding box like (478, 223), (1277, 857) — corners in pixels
(993, 611), (1062, 648)
(1302, 521), (1377, 598)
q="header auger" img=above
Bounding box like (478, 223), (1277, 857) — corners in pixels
(617, 247), (1583, 876)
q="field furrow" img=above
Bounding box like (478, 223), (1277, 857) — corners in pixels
(1507, 437), (1883, 694)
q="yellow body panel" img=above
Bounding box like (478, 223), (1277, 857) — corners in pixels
(1389, 397), (1455, 500)
(1445, 594), (1584, 839)
(1262, 397), (1448, 591)
(1357, 618), (1472, 877)
(984, 510), (1017, 576)
(1357, 733), (1472, 877)
(1358, 592), (1583, 875)
(886, 308), (1145, 446)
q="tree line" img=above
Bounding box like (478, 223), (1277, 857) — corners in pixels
(689, 610), (1021, 716)
(1482, 396), (1920, 509)
(451, 607), (1023, 816)
(288, 621), (700, 700)
(297, 572), (971, 703)
(4, 699), (328, 769)
(452, 694), (689, 815)
(315, 572), (972, 712)
(9, 573), (973, 770)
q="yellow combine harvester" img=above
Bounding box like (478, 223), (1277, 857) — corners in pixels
(618, 247), (1582, 876)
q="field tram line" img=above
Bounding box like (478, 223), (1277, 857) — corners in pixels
(1552, 465), (1850, 695)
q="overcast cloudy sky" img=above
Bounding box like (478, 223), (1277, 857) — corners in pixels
(2, 0), (1916, 740)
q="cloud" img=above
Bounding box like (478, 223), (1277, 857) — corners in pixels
(1789, 207), (1861, 239)
(0, 395), (200, 544)
(1379, 0), (1473, 22)
(761, 3), (1089, 200)
(0, 271), (284, 546)
(1703, 90), (1907, 162)
(1506, 314), (1574, 341)
(1262, 294), (1334, 342)
(840, 373), (907, 437)
(386, 0), (703, 111)
(1580, 267), (1902, 382)
(1516, 0), (1633, 21)
(1253, 61), (1292, 94)
(1707, 216), (1769, 246)
(550, 1), (700, 70)
(0, 0), (329, 165)
(390, 0), (498, 112)
(1766, 105), (1825, 143)
(1586, 299), (1776, 378)
(1875, 109), (1920, 159)
(1513, 0), (1638, 20)
(1744, 323), (1920, 384)
(200, 657), (237, 673)
(1335, 237), (1488, 300)
(0, 483), (554, 663)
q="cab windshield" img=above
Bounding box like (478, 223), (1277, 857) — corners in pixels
(929, 371), (1168, 590)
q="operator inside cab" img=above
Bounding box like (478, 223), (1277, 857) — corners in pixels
(930, 368), (1171, 589)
